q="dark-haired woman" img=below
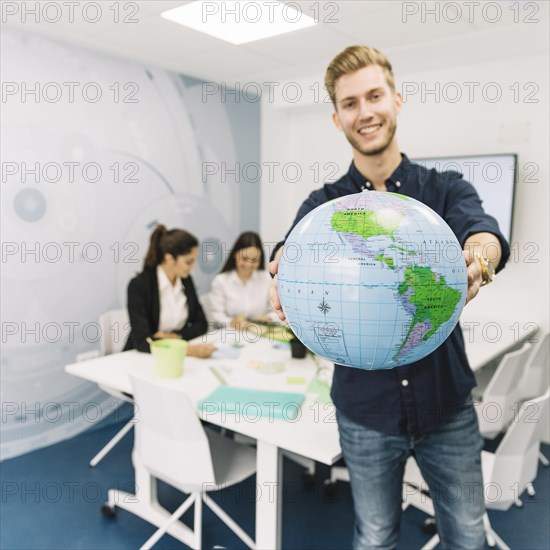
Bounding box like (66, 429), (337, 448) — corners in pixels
(124, 225), (215, 358)
(208, 231), (273, 329)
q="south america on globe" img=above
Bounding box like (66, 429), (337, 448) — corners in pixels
(278, 191), (468, 369)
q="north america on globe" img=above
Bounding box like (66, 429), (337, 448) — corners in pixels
(278, 192), (467, 370)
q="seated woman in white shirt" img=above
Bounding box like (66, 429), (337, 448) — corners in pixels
(208, 231), (274, 329)
(124, 224), (216, 358)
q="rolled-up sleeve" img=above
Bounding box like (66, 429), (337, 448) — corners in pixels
(443, 175), (511, 272)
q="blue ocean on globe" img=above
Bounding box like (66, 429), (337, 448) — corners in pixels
(278, 191), (468, 369)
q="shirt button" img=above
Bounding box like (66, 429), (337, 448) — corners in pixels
(396, 181), (401, 188)
(365, 181), (372, 188)
(401, 379), (409, 387)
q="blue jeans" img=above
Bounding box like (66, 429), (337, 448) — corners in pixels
(337, 404), (485, 550)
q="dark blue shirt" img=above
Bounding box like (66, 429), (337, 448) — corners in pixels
(280, 154), (510, 436)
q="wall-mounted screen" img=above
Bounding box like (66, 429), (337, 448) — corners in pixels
(412, 154), (517, 242)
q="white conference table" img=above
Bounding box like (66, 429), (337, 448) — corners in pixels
(65, 316), (538, 548)
(65, 333), (341, 549)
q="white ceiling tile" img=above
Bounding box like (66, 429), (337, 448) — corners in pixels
(138, 1), (193, 15)
(163, 42), (291, 82)
(89, 14), (226, 59)
(389, 21), (549, 78)
(243, 26), (357, 66)
(333, 2), (476, 50)
(285, 0), (393, 18)
(464, 0), (549, 30)
(2, 4), (136, 38)
(3, 0), (548, 85)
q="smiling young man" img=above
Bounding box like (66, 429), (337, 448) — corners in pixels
(270, 46), (510, 549)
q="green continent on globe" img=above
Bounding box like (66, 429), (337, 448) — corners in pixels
(331, 209), (404, 241)
(397, 265), (461, 346)
(375, 253), (395, 269)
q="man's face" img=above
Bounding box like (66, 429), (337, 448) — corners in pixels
(332, 65), (402, 157)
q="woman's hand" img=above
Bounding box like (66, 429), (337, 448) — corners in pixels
(153, 331), (181, 339)
(251, 315), (275, 323)
(230, 316), (246, 330)
(188, 343), (217, 358)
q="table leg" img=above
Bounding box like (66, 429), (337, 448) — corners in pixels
(255, 440), (282, 549)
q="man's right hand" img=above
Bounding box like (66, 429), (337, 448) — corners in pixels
(269, 248), (286, 322)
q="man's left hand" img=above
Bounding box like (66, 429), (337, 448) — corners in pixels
(464, 251), (482, 304)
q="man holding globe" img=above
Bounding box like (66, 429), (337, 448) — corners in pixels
(270, 46), (510, 549)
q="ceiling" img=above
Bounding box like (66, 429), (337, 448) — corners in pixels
(4, 0), (549, 83)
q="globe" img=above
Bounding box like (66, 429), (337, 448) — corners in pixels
(278, 191), (468, 370)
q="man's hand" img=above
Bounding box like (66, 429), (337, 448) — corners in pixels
(269, 249), (286, 322)
(463, 232), (502, 305)
(464, 251), (483, 304)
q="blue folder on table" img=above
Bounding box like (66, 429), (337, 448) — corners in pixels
(199, 386), (305, 421)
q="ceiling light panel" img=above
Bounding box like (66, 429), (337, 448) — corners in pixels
(161, 0), (317, 45)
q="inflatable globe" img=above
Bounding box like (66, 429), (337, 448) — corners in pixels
(278, 191), (468, 369)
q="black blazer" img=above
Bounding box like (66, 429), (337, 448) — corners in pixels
(124, 267), (208, 353)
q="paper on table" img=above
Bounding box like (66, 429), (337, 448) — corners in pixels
(211, 345), (241, 360)
(307, 375), (332, 404)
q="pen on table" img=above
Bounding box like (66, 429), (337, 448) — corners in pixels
(209, 366), (228, 385)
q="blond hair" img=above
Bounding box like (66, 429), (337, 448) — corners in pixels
(324, 45), (396, 106)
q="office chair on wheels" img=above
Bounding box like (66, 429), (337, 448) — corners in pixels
(475, 343), (533, 439)
(403, 388), (550, 549)
(103, 374), (257, 550)
(518, 332), (550, 471)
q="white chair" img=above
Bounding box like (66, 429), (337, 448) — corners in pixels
(403, 388), (550, 549)
(89, 309), (133, 467)
(98, 308), (131, 356)
(519, 332), (549, 401)
(517, 333), (550, 478)
(323, 345), (536, 494)
(475, 343), (533, 439)
(103, 374), (257, 550)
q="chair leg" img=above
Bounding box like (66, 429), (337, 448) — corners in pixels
(421, 535), (440, 550)
(486, 526), (510, 550)
(139, 493), (196, 550)
(89, 419), (134, 467)
(483, 513), (510, 550)
(194, 495), (202, 550)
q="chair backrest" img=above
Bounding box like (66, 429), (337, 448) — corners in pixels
(130, 374), (216, 493)
(99, 309), (130, 355)
(487, 388), (549, 510)
(519, 332), (549, 401)
(477, 342), (532, 438)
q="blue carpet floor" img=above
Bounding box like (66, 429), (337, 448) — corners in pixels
(1, 416), (549, 549)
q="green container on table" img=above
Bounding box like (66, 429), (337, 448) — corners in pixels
(149, 339), (188, 378)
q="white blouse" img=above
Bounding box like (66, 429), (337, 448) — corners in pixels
(157, 265), (188, 333)
(208, 270), (273, 326)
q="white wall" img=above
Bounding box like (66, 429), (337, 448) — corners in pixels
(1, 28), (261, 460)
(261, 52), (549, 334)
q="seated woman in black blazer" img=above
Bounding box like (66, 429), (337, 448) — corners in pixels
(124, 224), (215, 358)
